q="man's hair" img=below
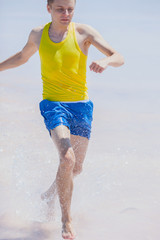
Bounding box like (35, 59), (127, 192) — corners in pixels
(47, 0), (54, 5)
(47, 0), (76, 6)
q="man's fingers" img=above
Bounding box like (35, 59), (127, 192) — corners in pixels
(99, 67), (104, 73)
(89, 62), (98, 72)
(89, 62), (95, 70)
(89, 62), (105, 73)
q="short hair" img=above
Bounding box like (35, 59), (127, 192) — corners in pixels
(47, 0), (54, 5)
(47, 0), (76, 6)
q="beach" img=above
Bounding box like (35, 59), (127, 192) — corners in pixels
(1, 0), (160, 239)
(0, 71), (160, 239)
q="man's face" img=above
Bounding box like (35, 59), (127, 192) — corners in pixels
(47, 0), (75, 26)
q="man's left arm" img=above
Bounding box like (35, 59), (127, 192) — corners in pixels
(84, 25), (124, 73)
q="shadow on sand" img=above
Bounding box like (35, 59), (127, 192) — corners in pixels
(0, 213), (59, 240)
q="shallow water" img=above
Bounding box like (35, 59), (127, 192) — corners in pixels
(1, 0), (160, 237)
(0, 73), (160, 239)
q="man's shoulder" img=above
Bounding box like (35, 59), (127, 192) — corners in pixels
(74, 22), (97, 37)
(28, 23), (49, 45)
(75, 22), (94, 32)
(30, 24), (46, 36)
(27, 23), (49, 48)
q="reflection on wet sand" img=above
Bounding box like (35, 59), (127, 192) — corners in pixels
(0, 213), (59, 240)
(1, 76), (160, 240)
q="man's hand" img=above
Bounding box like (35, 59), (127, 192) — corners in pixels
(81, 24), (124, 71)
(89, 58), (108, 73)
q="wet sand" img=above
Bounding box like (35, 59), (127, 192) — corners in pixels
(0, 75), (160, 240)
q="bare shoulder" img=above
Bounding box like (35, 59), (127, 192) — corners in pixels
(75, 23), (99, 39)
(30, 25), (45, 35)
(28, 24), (46, 49)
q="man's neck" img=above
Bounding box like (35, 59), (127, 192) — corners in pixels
(50, 21), (70, 35)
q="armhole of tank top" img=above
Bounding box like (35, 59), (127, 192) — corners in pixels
(39, 23), (50, 52)
(72, 22), (87, 57)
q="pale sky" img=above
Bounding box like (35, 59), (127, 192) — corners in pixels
(0, 0), (160, 100)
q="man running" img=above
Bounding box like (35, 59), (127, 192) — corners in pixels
(0, 0), (124, 238)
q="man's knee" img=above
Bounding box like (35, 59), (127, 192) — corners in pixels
(73, 164), (83, 176)
(60, 147), (75, 172)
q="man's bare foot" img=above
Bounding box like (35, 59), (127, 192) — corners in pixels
(41, 186), (57, 221)
(62, 222), (76, 239)
(41, 181), (57, 202)
(41, 191), (53, 202)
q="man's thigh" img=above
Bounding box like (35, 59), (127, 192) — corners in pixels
(50, 125), (89, 164)
(51, 125), (71, 157)
(70, 134), (89, 167)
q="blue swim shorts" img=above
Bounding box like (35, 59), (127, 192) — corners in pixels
(39, 99), (94, 139)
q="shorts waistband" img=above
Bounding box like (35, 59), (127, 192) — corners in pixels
(42, 99), (90, 104)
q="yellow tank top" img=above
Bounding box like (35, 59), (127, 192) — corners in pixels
(39, 22), (89, 102)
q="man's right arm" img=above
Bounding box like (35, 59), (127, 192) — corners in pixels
(0, 29), (39, 72)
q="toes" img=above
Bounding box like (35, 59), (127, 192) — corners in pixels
(62, 232), (69, 239)
(62, 224), (75, 239)
(62, 233), (75, 240)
